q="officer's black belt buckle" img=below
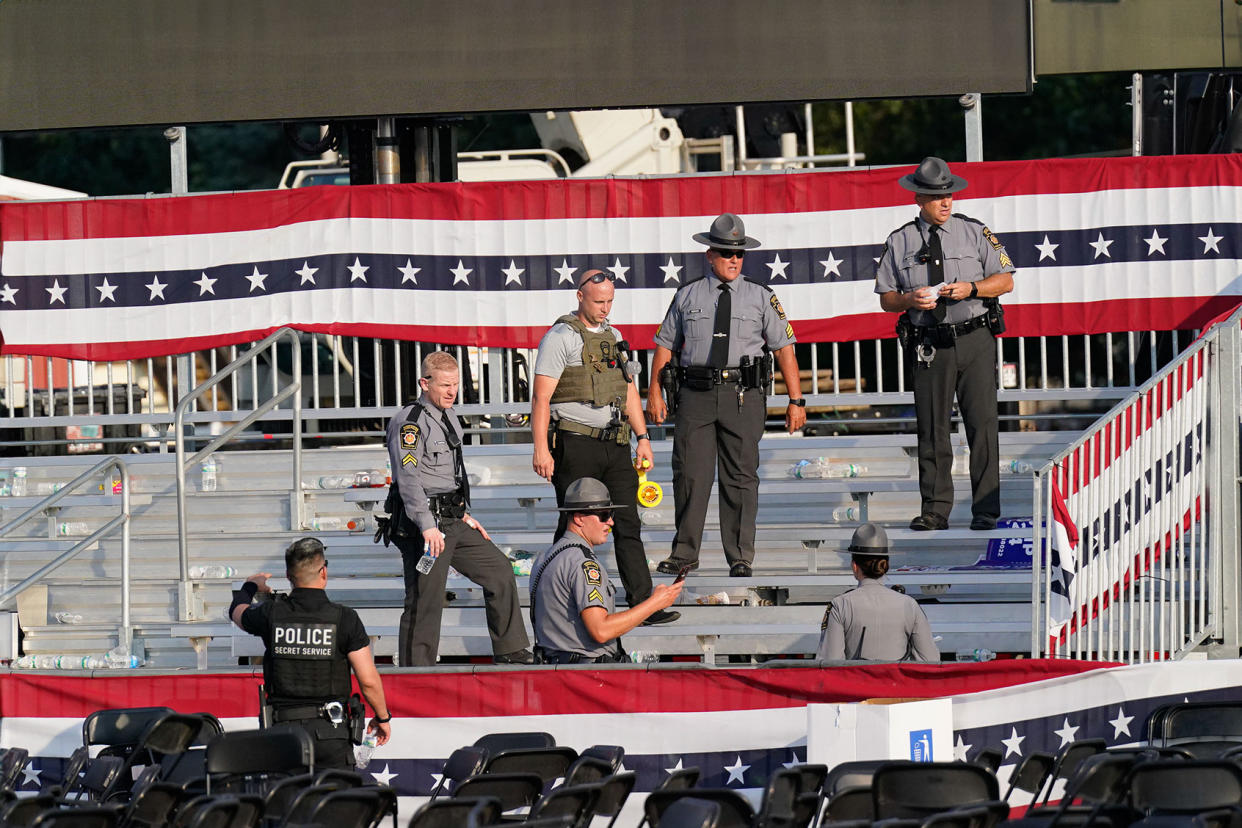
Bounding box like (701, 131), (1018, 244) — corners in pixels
(429, 490), (467, 519)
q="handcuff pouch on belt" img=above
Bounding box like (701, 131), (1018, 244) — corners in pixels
(430, 490), (467, 521)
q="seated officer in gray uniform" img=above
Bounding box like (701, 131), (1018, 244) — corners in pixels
(231, 537), (392, 768)
(647, 213), (806, 578)
(530, 478), (684, 664)
(816, 523), (939, 662)
(876, 157), (1015, 532)
(531, 268), (677, 626)
(382, 351), (532, 667)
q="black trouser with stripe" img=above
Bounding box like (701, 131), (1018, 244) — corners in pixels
(911, 324), (1001, 522)
(394, 518), (528, 666)
(669, 384), (766, 566)
(551, 431), (653, 607)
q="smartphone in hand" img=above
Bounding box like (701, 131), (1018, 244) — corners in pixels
(674, 564), (692, 583)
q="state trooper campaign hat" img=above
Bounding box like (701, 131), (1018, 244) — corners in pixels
(848, 522), (900, 556)
(692, 213), (762, 250)
(898, 156), (969, 195)
(556, 477), (628, 511)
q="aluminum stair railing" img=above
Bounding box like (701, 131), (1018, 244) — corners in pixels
(0, 457), (133, 651)
(1030, 305), (1242, 662)
(175, 326), (302, 620)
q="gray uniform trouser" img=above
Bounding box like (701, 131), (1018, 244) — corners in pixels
(670, 384), (766, 566)
(394, 518), (529, 666)
(912, 325), (1001, 521)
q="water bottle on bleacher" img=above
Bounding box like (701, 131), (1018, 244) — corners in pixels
(789, 459), (867, 479)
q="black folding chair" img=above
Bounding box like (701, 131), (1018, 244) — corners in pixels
(1019, 751), (1146, 827)
(564, 756), (615, 786)
(644, 789), (757, 828)
(204, 727), (314, 795)
(579, 745), (625, 773)
(66, 756), (124, 803)
(158, 713), (224, 789)
(593, 771), (636, 828)
(472, 732), (556, 753)
(99, 713), (204, 801)
(170, 793), (263, 828)
(526, 782), (602, 828)
(1039, 739), (1107, 807)
(655, 796), (723, 828)
(452, 772), (544, 814)
(29, 807), (121, 828)
(821, 786), (873, 823)
(428, 746), (489, 799)
(871, 761), (999, 820)
(1128, 760), (1242, 815)
(0, 747), (31, 792)
(756, 766), (802, 827)
(657, 768), (701, 792)
(484, 747), (578, 784)
(82, 708), (175, 760)
(1159, 704), (1242, 758)
(973, 748), (1004, 775)
(0, 793), (57, 826)
(409, 795), (501, 828)
(1004, 752), (1056, 803)
(44, 746), (89, 797)
(273, 782), (348, 827)
(302, 787), (391, 828)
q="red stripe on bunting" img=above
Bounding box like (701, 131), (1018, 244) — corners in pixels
(3, 155), (1241, 241)
(0, 661), (1112, 720)
(8, 296), (1240, 361)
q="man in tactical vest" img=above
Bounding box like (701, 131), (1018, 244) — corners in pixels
(530, 478), (684, 663)
(382, 351), (532, 667)
(532, 269), (679, 625)
(231, 538), (392, 768)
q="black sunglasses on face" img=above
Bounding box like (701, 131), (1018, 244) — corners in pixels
(712, 249), (745, 259)
(584, 509), (614, 522)
(578, 271), (617, 288)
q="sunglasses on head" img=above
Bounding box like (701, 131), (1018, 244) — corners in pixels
(711, 249), (745, 259)
(578, 271), (617, 288)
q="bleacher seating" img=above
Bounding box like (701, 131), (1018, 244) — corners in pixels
(0, 430), (1071, 668)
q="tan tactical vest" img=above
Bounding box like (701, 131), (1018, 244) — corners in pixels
(548, 315), (629, 409)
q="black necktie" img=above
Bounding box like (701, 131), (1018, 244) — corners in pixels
(927, 225), (947, 322)
(440, 409), (470, 507)
(708, 283), (731, 368)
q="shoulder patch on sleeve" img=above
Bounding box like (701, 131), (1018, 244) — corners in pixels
(400, 423), (420, 449)
(586, 587), (603, 604)
(981, 225), (1004, 251)
(582, 561), (603, 586)
(820, 602), (834, 631)
(769, 294), (787, 321)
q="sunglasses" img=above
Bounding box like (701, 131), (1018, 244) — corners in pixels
(711, 249), (745, 259)
(583, 509), (614, 522)
(578, 271), (617, 289)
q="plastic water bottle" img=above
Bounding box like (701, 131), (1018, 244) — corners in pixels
(639, 509), (672, 526)
(354, 731), (380, 769)
(416, 553), (436, 575)
(310, 516), (345, 531)
(11, 467), (27, 497)
(789, 459), (867, 479)
(352, 470), (387, 488)
(57, 522), (90, 536)
(53, 612), (83, 624)
(105, 646), (142, 669)
(200, 455), (219, 492)
(346, 516), (370, 533)
(831, 506), (858, 521)
(317, 476), (351, 489)
(12, 655), (36, 669)
(956, 648), (997, 662)
(188, 565), (237, 579)
(951, 445), (971, 476)
(1006, 460), (1035, 474)
(384, 458), (392, 485)
(630, 650), (661, 663)
(508, 551), (535, 576)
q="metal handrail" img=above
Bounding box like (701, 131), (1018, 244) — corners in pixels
(0, 457), (133, 650)
(174, 327), (302, 620)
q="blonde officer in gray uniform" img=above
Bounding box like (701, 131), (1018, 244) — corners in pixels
(530, 478), (683, 664)
(817, 523), (939, 662)
(876, 157), (1015, 533)
(646, 214), (806, 578)
(382, 351), (531, 667)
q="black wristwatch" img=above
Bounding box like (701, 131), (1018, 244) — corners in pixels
(372, 713), (392, 723)
(968, 282), (979, 299)
(635, 433), (650, 441)
(789, 399), (806, 408)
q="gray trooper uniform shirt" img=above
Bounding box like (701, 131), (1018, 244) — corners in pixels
(534, 318), (624, 429)
(817, 579), (939, 662)
(654, 275), (795, 364)
(384, 393), (464, 532)
(530, 534), (616, 659)
(874, 214), (1015, 326)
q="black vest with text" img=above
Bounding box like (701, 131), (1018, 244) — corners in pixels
(265, 594), (352, 704)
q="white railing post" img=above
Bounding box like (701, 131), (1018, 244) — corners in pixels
(1208, 318), (1242, 657)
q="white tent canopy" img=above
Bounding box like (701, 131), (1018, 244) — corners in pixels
(0, 174), (85, 200)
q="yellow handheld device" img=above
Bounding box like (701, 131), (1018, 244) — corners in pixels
(634, 457), (663, 508)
